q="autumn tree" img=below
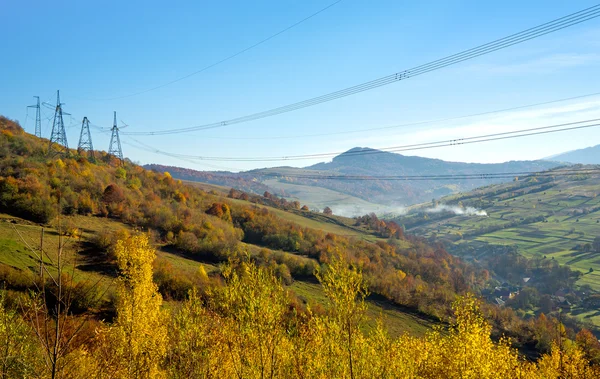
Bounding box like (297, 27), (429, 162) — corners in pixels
(105, 233), (168, 378)
(0, 293), (40, 377)
(216, 261), (291, 378)
(576, 328), (600, 364)
(300, 253), (369, 378)
(167, 289), (228, 378)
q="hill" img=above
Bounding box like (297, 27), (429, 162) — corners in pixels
(0, 115), (479, 336)
(147, 148), (561, 214)
(388, 166), (600, 326)
(547, 144), (600, 165)
(299, 147), (561, 204)
(2, 115), (600, 373)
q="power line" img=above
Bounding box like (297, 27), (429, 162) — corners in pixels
(77, 117), (96, 162)
(108, 111), (124, 164)
(141, 166), (600, 182)
(197, 91), (600, 140)
(123, 118), (600, 162)
(82, 0), (343, 101)
(254, 167), (600, 181)
(123, 4), (600, 136)
(48, 91), (69, 156)
(27, 96), (42, 138)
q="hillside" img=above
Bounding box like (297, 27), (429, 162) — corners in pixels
(2, 116), (600, 374)
(299, 147), (561, 204)
(547, 144), (600, 165)
(147, 147), (561, 214)
(0, 115), (477, 335)
(144, 163), (283, 195)
(388, 166), (600, 326)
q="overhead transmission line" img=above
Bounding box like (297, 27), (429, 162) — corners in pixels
(139, 165), (600, 182)
(123, 4), (600, 136)
(83, 0), (343, 101)
(198, 91), (600, 140)
(123, 118), (600, 162)
(255, 167), (600, 181)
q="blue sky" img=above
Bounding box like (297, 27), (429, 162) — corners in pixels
(2, 0), (600, 171)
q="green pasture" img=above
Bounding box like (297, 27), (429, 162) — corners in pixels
(289, 280), (435, 338)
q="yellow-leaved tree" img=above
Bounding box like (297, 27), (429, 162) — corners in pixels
(218, 261), (291, 378)
(0, 293), (40, 377)
(295, 252), (370, 379)
(105, 233), (168, 379)
(420, 294), (537, 379)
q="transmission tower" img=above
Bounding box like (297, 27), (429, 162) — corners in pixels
(48, 90), (69, 156)
(27, 96), (42, 138)
(77, 117), (95, 162)
(108, 111), (124, 164)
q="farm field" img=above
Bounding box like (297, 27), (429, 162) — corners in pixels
(396, 170), (600, 286)
(390, 167), (600, 326)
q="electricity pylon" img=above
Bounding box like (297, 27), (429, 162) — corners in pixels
(77, 117), (95, 162)
(48, 90), (69, 156)
(108, 111), (123, 164)
(27, 96), (42, 138)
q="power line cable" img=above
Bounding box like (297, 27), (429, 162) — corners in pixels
(143, 166), (600, 182)
(256, 167), (600, 181)
(123, 118), (600, 162)
(122, 139), (243, 171)
(198, 91), (600, 140)
(81, 0), (343, 101)
(123, 4), (600, 136)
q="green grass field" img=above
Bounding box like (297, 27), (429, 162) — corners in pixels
(289, 280), (434, 338)
(392, 170), (600, 326)
(0, 212), (429, 336)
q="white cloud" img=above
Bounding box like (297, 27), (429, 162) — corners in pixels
(335, 98), (600, 160)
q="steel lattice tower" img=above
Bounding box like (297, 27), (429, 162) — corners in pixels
(27, 96), (42, 138)
(108, 111), (123, 164)
(48, 91), (69, 155)
(77, 117), (95, 162)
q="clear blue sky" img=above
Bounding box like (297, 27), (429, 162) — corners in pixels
(2, 0), (600, 171)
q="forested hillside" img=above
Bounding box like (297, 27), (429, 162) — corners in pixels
(0, 116), (485, 319)
(1, 116), (600, 377)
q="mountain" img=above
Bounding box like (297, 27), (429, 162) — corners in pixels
(298, 147), (561, 204)
(144, 163), (284, 196)
(546, 144), (600, 165)
(153, 147), (562, 211)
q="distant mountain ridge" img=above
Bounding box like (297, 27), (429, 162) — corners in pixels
(147, 147), (563, 207)
(545, 144), (600, 165)
(143, 164), (285, 196)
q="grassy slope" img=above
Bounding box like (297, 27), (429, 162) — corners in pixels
(290, 281), (434, 338)
(392, 169), (600, 324)
(0, 210), (431, 336)
(416, 181), (600, 284)
(225, 197), (380, 240)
